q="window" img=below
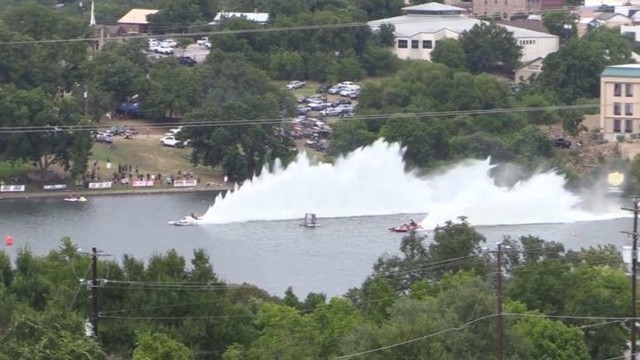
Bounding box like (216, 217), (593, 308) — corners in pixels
(397, 40), (408, 48)
(614, 119), (621, 133)
(614, 83), (622, 96)
(411, 40), (419, 49)
(626, 119), (633, 133)
(626, 103), (634, 116)
(614, 102), (621, 115)
(423, 40), (433, 49)
(626, 83), (634, 97)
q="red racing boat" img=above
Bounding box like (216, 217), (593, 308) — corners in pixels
(389, 223), (423, 233)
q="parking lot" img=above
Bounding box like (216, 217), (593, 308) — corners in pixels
(146, 43), (210, 63)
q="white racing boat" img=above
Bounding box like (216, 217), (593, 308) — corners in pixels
(64, 196), (87, 202)
(168, 214), (201, 226)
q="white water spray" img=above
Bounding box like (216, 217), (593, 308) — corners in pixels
(199, 140), (624, 227)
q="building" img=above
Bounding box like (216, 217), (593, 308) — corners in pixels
(471, 0), (562, 20)
(209, 11), (270, 25)
(514, 57), (543, 84)
(600, 64), (640, 141)
(367, 2), (559, 63)
(116, 9), (159, 35)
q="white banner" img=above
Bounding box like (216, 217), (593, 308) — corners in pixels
(0, 185), (25, 192)
(88, 181), (113, 189)
(173, 179), (197, 188)
(43, 184), (68, 190)
(132, 180), (155, 187)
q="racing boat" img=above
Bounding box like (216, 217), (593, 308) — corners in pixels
(300, 213), (320, 228)
(389, 223), (423, 233)
(64, 196), (87, 202)
(168, 214), (201, 226)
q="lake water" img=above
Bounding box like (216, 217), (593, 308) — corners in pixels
(0, 192), (633, 297)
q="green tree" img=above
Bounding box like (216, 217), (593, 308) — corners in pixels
(460, 22), (522, 73)
(355, 0), (404, 20)
(513, 312), (590, 359)
(143, 58), (201, 119)
(584, 26), (633, 65)
(132, 332), (191, 360)
(430, 39), (467, 70)
(542, 10), (579, 41)
(538, 38), (608, 103)
(0, 86), (88, 173)
(268, 51), (305, 80)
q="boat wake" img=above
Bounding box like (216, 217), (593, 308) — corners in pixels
(198, 140), (626, 227)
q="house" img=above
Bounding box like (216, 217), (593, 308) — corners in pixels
(367, 2), (559, 63)
(514, 57), (543, 84)
(209, 11), (270, 25)
(471, 0), (562, 20)
(116, 9), (159, 35)
(591, 13), (633, 28)
(600, 64), (640, 141)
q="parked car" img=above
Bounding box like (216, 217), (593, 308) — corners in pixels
(204, 41), (211, 49)
(177, 56), (197, 67)
(196, 37), (209, 46)
(95, 132), (113, 144)
(160, 136), (181, 147)
(161, 39), (177, 47)
(286, 81), (306, 90)
(156, 44), (174, 55)
(169, 127), (183, 135)
(554, 138), (571, 149)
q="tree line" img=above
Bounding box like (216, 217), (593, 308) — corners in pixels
(0, 220), (631, 359)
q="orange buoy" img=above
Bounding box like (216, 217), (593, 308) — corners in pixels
(5, 235), (13, 246)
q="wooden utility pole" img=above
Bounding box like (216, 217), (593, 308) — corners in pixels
(90, 247), (99, 338)
(622, 200), (639, 360)
(496, 243), (504, 360)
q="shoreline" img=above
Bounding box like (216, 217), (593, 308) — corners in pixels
(0, 184), (233, 200)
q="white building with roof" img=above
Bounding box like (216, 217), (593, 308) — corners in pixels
(210, 12), (270, 25)
(368, 2), (559, 63)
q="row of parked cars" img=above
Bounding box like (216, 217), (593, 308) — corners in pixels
(297, 93), (357, 117)
(148, 38), (177, 55)
(91, 126), (140, 144)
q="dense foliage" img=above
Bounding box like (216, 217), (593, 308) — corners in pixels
(0, 222), (632, 359)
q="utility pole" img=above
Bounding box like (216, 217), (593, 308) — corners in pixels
(496, 243), (504, 360)
(90, 247), (99, 338)
(622, 200), (639, 360)
(84, 87), (89, 118)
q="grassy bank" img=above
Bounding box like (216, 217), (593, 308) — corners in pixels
(0, 119), (229, 197)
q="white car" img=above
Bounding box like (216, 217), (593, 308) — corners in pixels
(160, 136), (181, 147)
(286, 81), (306, 90)
(169, 127), (182, 135)
(161, 39), (177, 47)
(156, 44), (174, 55)
(196, 37), (209, 46)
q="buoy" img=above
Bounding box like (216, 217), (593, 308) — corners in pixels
(5, 235), (13, 246)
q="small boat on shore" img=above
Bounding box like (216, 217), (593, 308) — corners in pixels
(64, 196), (87, 202)
(389, 220), (423, 233)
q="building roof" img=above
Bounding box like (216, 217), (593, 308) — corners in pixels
(401, 2), (466, 12)
(117, 9), (159, 25)
(602, 64), (640, 78)
(499, 19), (550, 34)
(210, 12), (270, 24)
(369, 15), (557, 39)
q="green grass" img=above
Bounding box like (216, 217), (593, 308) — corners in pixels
(0, 161), (35, 178)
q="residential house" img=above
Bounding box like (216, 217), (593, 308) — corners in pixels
(116, 8), (159, 35)
(600, 64), (640, 141)
(209, 11), (270, 25)
(471, 0), (562, 20)
(367, 2), (559, 63)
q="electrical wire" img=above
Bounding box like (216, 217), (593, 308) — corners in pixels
(0, 103), (599, 134)
(0, 6), (582, 47)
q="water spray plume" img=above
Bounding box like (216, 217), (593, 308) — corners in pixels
(199, 140), (624, 226)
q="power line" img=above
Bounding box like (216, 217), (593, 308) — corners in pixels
(0, 6), (580, 47)
(0, 103), (599, 134)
